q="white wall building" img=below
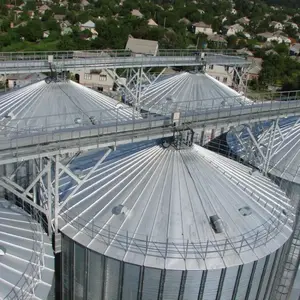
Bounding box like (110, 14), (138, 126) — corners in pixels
(206, 65), (234, 87)
(192, 22), (213, 35)
(79, 20), (95, 31)
(258, 32), (291, 44)
(270, 21), (283, 30)
(73, 69), (115, 92)
(226, 24), (244, 36)
(5, 73), (46, 89)
(285, 22), (299, 30)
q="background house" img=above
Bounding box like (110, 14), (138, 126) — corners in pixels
(226, 24), (244, 36)
(125, 36), (159, 56)
(236, 17), (250, 26)
(54, 15), (65, 22)
(285, 22), (299, 30)
(290, 43), (300, 56)
(207, 35), (228, 47)
(5, 73), (46, 89)
(206, 65), (234, 87)
(38, 4), (50, 15)
(79, 20), (95, 31)
(131, 9), (143, 18)
(247, 57), (263, 81)
(258, 32), (291, 44)
(148, 19), (158, 27)
(73, 69), (114, 92)
(61, 27), (72, 35)
(80, 0), (90, 9)
(192, 22), (213, 35)
(270, 21), (283, 30)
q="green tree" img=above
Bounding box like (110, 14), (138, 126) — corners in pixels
(18, 20), (43, 42)
(0, 34), (11, 48)
(41, 9), (53, 22)
(44, 18), (61, 32)
(24, 1), (36, 11)
(227, 35), (238, 48)
(57, 36), (76, 50)
(0, 4), (8, 15)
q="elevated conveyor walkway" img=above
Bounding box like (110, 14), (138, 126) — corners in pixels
(0, 99), (300, 164)
(0, 49), (250, 73)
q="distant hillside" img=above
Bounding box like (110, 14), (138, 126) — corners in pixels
(262, 0), (299, 9)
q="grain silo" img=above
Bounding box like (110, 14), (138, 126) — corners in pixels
(58, 139), (293, 300)
(128, 71), (252, 113)
(0, 79), (140, 199)
(226, 116), (300, 300)
(256, 118), (300, 300)
(0, 198), (54, 299)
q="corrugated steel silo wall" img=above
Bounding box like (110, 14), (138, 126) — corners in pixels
(270, 178), (300, 300)
(61, 234), (285, 300)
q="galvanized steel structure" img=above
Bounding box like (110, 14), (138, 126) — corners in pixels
(0, 51), (299, 300)
(127, 72), (252, 113)
(0, 198), (54, 299)
(59, 141), (293, 300)
(227, 116), (300, 300)
(0, 49), (250, 73)
(0, 80), (138, 135)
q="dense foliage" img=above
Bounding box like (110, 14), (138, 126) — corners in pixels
(0, 0), (299, 90)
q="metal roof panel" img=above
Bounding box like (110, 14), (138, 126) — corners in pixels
(59, 141), (292, 270)
(134, 72), (252, 113)
(0, 80), (138, 135)
(0, 199), (54, 300)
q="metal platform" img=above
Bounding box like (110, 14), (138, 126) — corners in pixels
(0, 98), (300, 164)
(0, 49), (250, 73)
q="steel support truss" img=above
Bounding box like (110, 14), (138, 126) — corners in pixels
(229, 115), (300, 300)
(107, 67), (167, 110)
(231, 64), (250, 94)
(229, 116), (300, 175)
(0, 146), (114, 253)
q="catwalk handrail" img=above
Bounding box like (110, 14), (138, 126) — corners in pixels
(60, 203), (291, 259)
(0, 98), (300, 157)
(0, 48), (241, 60)
(4, 208), (45, 300)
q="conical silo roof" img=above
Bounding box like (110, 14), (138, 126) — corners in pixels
(0, 198), (54, 299)
(0, 80), (138, 136)
(59, 141), (292, 271)
(267, 117), (300, 182)
(227, 117), (300, 183)
(248, 117), (300, 183)
(133, 72), (252, 113)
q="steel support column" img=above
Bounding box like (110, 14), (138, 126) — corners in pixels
(0, 146), (114, 241)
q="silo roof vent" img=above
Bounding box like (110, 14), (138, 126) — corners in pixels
(239, 206), (252, 216)
(112, 204), (129, 216)
(74, 117), (82, 124)
(89, 116), (97, 125)
(220, 100), (227, 107)
(249, 169), (261, 176)
(209, 215), (224, 233)
(115, 103), (124, 109)
(0, 246), (6, 256)
(166, 95), (174, 102)
(5, 112), (15, 120)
